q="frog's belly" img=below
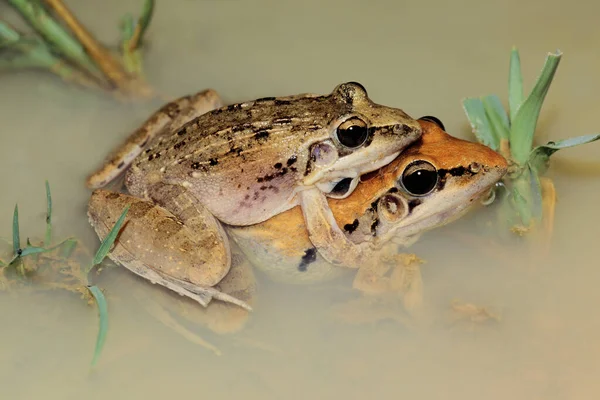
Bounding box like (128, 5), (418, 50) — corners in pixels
(226, 225), (347, 285)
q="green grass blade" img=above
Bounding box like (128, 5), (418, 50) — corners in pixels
(511, 180), (532, 227)
(528, 165), (543, 221)
(0, 21), (21, 47)
(60, 238), (78, 258)
(87, 285), (108, 367)
(509, 50), (562, 164)
(508, 47), (524, 121)
(462, 97), (499, 150)
(44, 180), (52, 246)
(529, 133), (600, 174)
(12, 204), (20, 255)
(90, 205), (130, 270)
(7, 0), (101, 77)
(482, 95), (510, 141)
(135, 0), (155, 48)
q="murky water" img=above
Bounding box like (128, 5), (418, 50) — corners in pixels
(1, 0), (599, 399)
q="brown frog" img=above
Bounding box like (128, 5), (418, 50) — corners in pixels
(87, 83), (422, 309)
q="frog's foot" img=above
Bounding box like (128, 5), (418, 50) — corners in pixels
(298, 187), (371, 269)
(146, 268), (253, 311)
(86, 89), (223, 189)
(353, 252), (425, 315)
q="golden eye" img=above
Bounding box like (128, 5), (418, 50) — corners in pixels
(400, 160), (438, 196)
(335, 117), (368, 148)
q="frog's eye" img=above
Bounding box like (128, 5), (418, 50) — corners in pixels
(418, 115), (445, 131)
(400, 160), (438, 196)
(335, 117), (369, 148)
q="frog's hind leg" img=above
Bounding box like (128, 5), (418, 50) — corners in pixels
(86, 89), (223, 189)
(87, 188), (252, 311)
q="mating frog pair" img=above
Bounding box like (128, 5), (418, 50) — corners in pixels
(87, 83), (507, 312)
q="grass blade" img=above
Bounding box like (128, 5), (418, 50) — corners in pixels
(44, 180), (52, 246)
(529, 133), (600, 172)
(12, 204), (20, 255)
(0, 21), (21, 47)
(134, 0), (155, 49)
(510, 50), (562, 164)
(7, 0), (101, 77)
(462, 97), (499, 150)
(508, 47), (524, 121)
(87, 285), (108, 367)
(90, 205), (129, 270)
(482, 94), (510, 141)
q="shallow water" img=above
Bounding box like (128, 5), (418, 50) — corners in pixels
(1, 0), (599, 399)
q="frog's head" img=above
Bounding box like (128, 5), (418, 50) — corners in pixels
(304, 82), (422, 197)
(365, 118), (508, 245)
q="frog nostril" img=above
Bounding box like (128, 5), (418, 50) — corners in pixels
(470, 162), (481, 173)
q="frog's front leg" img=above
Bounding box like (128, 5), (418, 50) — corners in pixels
(297, 187), (371, 268)
(87, 189), (252, 311)
(86, 89), (223, 189)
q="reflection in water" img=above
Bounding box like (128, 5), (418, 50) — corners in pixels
(1, 0), (600, 399)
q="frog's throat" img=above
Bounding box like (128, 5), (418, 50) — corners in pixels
(303, 151), (400, 187)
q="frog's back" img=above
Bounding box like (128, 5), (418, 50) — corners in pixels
(128, 93), (339, 224)
(126, 82), (420, 226)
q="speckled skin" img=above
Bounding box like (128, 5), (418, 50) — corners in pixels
(125, 82), (421, 226)
(227, 121), (508, 287)
(87, 82), (423, 309)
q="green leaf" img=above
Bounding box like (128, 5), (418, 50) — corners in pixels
(0, 21), (21, 48)
(511, 181), (532, 227)
(87, 285), (108, 367)
(90, 205), (129, 271)
(528, 165), (543, 221)
(508, 47), (524, 121)
(12, 204), (20, 255)
(7, 238), (74, 265)
(462, 97), (499, 150)
(482, 94), (510, 142)
(135, 0), (155, 48)
(7, 0), (101, 77)
(60, 238), (78, 259)
(529, 133), (600, 174)
(44, 180), (52, 246)
(510, 50), (562, 164)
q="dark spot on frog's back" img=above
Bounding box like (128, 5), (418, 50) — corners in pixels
(209, 158), (219, 166)
(274, 162), (282, 169)
(287, 155), (297, 166)
(343, 219), (359, 234)
(155, 217), (183, 240)
(128, 201), (154, 218)
(298, 248), (317, 272)
(255, 130), (269, 141)
(105, 192), (121, 200)
(173, 140), (186, 150)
